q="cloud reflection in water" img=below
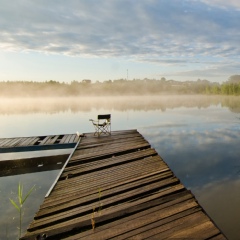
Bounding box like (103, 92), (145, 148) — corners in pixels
(141, 116), (240, 239)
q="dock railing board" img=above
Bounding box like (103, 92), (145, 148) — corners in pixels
(21, 129), (227, 240)
(0, 134), (79, 153)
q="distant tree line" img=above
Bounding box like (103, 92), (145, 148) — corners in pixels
(0, 75), (240, 97)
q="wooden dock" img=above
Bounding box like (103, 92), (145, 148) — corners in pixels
(0, 134), (79, 153)
(21, 129), (226, 240)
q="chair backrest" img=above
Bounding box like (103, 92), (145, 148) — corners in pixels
(98, 114), (111, 121)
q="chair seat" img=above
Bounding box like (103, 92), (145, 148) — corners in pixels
(93, 122), (107, 126)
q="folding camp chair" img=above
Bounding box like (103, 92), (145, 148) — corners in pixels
(89, 114), (111, 137)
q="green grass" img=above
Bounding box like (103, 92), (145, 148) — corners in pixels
(9, 182), (35, 239)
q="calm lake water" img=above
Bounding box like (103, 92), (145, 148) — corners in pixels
(0, 95), (240, 239)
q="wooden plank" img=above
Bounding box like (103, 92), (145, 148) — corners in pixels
(79, 209), (206, 240)
(61, 148), (159, 178)
(76, 139), (145, 152)
(30, 176), (181, 230)
(68, 134), (77, 143)
(151, 219), (220, 239)
(77, 134), (144, 147)
(69, 142), (150, 164)
(83, 129), (138, 140)
(45, 165), (169, 206)
(50, 157), (166, 196)
(42, 186), (188, 227)
(13, 137), (30, 147)
(2, 138), (22, 147)
(17, 137), (38, 146)
(21, 130), (226, 240)
(67, 134), (79, 144)
(41, 168), (170, 209)
(64, 134), (73, 144)
(36, 171), (174, 218)
(58, 160), (167, 193)
(0, 134), (78, 153)
(1, 138), (17, 147)
(22, 187), (193, 238)
(12, 138), (27, 147)
(0, 136), (37, 148)
(45, 135), (59, 145)
(0, 138), (16, 147)
(0, 138), (13, 146)
(79, 134), (144, 145)
(26, 137), (40, 146)
(59, 134), (71, 144)
(64, 204), (202, 240)
(76, 132), (143, 148)
(132, 212), (211, 240)
(38, 136), (52, 145)
(62, 154), (162, 183)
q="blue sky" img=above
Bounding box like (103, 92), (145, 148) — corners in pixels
(0, 0), (239, 83)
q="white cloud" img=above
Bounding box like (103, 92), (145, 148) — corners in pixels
(0, 0), (239, 81)
(161, 61), (239, 78)
(199, 0), (240, 9)
(0, 0), (239, 56)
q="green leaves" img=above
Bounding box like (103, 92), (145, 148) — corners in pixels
(10, 182), (35, 208)
(9, 198), (20, 212)
(22, 185), (35, 205)
(9, 182), (35, 238)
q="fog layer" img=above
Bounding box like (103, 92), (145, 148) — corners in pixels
(0, 95), (240, 115)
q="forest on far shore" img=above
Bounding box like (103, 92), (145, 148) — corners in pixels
(0, 75), (240, 97)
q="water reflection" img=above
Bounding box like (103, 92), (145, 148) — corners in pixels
(0, 155), (67, 177)
(195, 178), (240, 240)
(0, 170), (60, 240)
(0, 96), (240, 239)
(141, 120), (240, 190)
(0, 149), (72, 161)
(0, 149), (69, 238)
(0, 95), (240, 114)
(140, 111), (240, 240)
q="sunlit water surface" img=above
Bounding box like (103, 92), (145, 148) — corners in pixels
(0, 96), (240, 239)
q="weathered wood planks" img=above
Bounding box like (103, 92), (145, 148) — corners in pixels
(21, 129), (226, 240)
(0, 134), (78, 153)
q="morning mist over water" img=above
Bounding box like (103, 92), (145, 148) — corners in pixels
(1, 0), (239, 238)
(0, 95), (240, 239)
(0, 95), (240, 114)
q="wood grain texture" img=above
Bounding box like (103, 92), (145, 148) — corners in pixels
(21, 130), (226, 240)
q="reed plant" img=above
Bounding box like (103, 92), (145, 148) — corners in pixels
(9, 182), (35, 239)
(91, 188), (103, 230)
(98, 188), (103, 214)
